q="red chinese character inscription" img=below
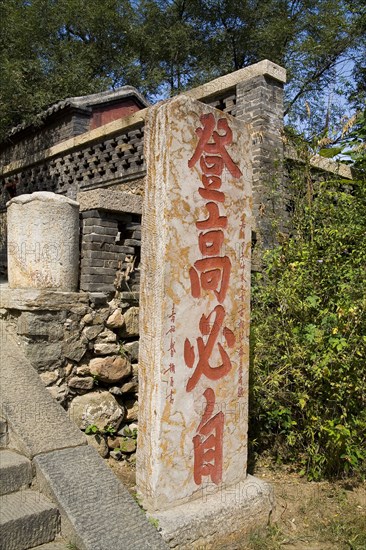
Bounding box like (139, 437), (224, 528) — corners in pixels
(184, 305), (235, 392)
(193, 387), (224, 485)
(183, 111), (243, 486)
(189, 256), (231, 303)
(199, 230), (224, 256)
(199, 175), (225, 202)
(188, 113), (242, 179)
(196, 202), (228, 230)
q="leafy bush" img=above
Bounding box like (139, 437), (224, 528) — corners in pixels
(250, 118), (366, 479)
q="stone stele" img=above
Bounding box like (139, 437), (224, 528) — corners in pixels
(7, 191), (79, 291)
(137, 95), (274, 545)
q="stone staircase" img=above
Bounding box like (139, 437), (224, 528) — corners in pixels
(0, 319), (168, 550)
(0, 419), (69, 550)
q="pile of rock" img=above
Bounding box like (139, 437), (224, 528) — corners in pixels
(61, 298), (140, 465)
(1, 289), (141, 464)
(68, 361), (139, 463)
(82, 421), (139, 462)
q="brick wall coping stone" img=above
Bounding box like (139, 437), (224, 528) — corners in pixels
(285, 145), (353, 179)
(77, 188), (142, 214)
(0, 284), (89, 311)
(309, 154), (353, 179)
(0, 320), (168, 549)
(0, 60), (285, 178)
(185, 58), (286, 102)
(0, 108), (146, 177)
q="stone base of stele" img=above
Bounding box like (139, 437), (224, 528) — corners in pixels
(149, 474), (274, 549)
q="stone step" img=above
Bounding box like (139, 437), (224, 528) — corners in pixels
(0, 449), (32, 495)
(0, 489), (59, 550)
(35, 445), (168, 550)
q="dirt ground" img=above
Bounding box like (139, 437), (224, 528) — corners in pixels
(249, 463), (366, 550)
(108, 458), (366, 550)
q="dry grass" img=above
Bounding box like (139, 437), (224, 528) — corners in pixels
(248, 463), (366, 550)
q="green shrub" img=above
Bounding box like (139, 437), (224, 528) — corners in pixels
(250, 122), (366, 479)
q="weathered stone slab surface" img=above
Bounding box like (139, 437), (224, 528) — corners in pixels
(0, 450), (32, 495)
(0, 489), (59, 550)
(0, 321), (86, 458)
(34, 445), (168, 550)
(32, 543), (69, 550)
(152, 475), (274, 548)
(0, 286), (89, 311)
(7, 192), (79, 291)
(77, 188), (142, 214)
(137, 96), (252, 511)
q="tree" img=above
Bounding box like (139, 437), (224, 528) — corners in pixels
(0, 0), (138, 138)
(0, 0), (365, 139)
(133, 1), (365, 133)
(131, 0), (204, 97)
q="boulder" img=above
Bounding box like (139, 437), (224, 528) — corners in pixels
(125, 399), (139, 421)
(119, 438), (137, 454)
(63, 333), (88, 362)
(110, 450), (122, 460)
(106, 309), (124, 329)
(68, 376), (94, 390)
(123, 340), (139, 362)
(82, 325), (104, 341)
(86, 434), (109, 458)
(96, 329), (117, 343)
(82, 312), (94, 325)
(76, 365), (90, 376)
(68, 391), (124, 431)
(109, 386), (123, 396)
(120, 378), (138, 394)
(107, 436), (122, 450)
(119, 424), (138, 437)
(39, 371), (59, 386)
(88, 356), (131, 384)
(64, 363), (74, 376)
(26, 342), (63, 371)
(122, 307), (139, 337)
(94, 342), (119, 355)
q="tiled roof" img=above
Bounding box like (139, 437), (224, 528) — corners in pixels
(8, 86), (150, 137)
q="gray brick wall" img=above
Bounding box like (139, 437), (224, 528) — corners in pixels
(236, 75), (288, 256)
(80, 209), (141, 295)
(0, 110), (90, 165)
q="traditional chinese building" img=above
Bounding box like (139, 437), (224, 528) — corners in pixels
(0, 60), (291, 282)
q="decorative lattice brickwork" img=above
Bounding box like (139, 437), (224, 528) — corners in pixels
(1, 126), (145, 208)
(1, 92), (237, 211)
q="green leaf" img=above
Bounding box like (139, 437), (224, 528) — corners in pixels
(319, 147), (342, 158)
(85, 424), (99, 435)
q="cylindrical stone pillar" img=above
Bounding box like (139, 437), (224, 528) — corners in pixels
(7, 192), (80, 291)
